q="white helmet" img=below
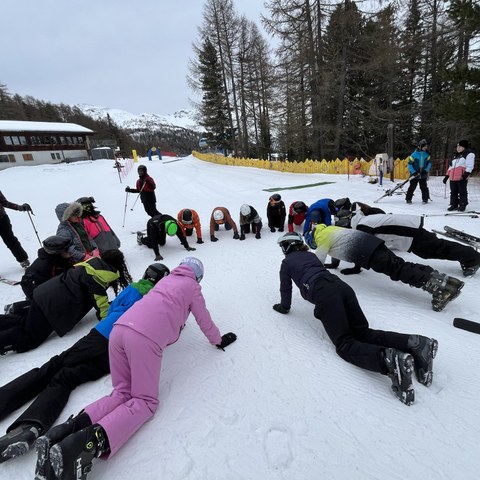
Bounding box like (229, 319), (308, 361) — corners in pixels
(213, 209), (224, 221)
(240, 204), (251, 216)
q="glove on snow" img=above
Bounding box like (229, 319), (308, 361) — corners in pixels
(210, 235), (218, 242)
(197, 239), (204, 244)
(273, 304), (290, 314)
(233, 233), (240, 239)
(185, 246), (196, 252)
(217, 332), (237, 351)
(340, 266), (362, 275)
(154, 254), (164, 261)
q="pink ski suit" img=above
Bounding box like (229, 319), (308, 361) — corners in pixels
(83, 265), (222, 456)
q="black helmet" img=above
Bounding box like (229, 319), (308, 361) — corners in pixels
(138, 165), (147, 173)
(42, 235), (72, 254)
(335, 198), (351, 211)
(143, 263), (170, 284)
(418, 139), (428, 148)
(270, 193), (281, 202)
(181, 209), (193, 225)
(277, 232), (304, 255)
(293, 201), (307, 213)
(335, 209), (353, 228)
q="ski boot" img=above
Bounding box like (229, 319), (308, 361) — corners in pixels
(461, 263), (480, 277)
(0, 423), (40, 463)
(408, 335), (438, 387)
(383, 348), (415, 406)
(136, 231), (144, 246)
(35, 412), (91, 480)
(422, 271), (464, 312)
(49, 424), (109, 480)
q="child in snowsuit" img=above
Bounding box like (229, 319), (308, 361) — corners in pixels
(0, 190), (31, 268)
(177, 208), (203, 244)
(55, 202), (99, 263)
(239, 204), (262, 239)
(77, 197), (121, 253)
(287, 201), (308, 232)
(137, 214), (195, 261)
(37, 258), (237, 479)
(209, 207), (240, 242)
(303, 198), (335, 235)
(125, 165), (160, 217)
(0, 250), (131, 355)
(405, 139), (431, 204)
(273, 232), (438, 406)
(308, 224), (464, 312)
(0, 264), (169, 467)
(266, 194), (286, 232)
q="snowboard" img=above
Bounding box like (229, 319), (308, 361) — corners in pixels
(0, 277), (21, 286)
(453, 318), (480, 335)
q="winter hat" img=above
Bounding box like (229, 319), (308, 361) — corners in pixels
(180, 257), (204, 283)
(458, 140), (469, 149)
(55, 203), (70, 222)
(270, 193), (281, 202)
(42, 235), (72, 254)
(213, 209), (224, 221)
(181, 209), (193, 224)
(76, 196), (97, 214)
(293, 201), (307, 213)
(418, 139), (428, 148)
(138, 165), (147, 173)
(62, 202), (83, 221)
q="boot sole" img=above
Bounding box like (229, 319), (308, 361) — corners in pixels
(416, 339), (438, 387)
(49, 444), (64, 479)
(35, 436), (53, 480)
(390, 353), (415, 406)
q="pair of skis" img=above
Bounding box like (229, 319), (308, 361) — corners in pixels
(431, 226), (480, 249)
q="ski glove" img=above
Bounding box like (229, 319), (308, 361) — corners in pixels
(211, 235), (218, 242)
(19, 203), (32, 212)
(154, 254), (164, 261)
(462, 172), (470, 180)
(273, 304), (290, 314)
(216, 332), (237, 351)
(443, 175), (449, 184)
(196, 239), (204, 244)
(233, 232), (240, 239)
(239, 234), (246, 241)
(185, 246), (196, 252)
(340, 266), (362, 275)
(125, 187), (135, 193)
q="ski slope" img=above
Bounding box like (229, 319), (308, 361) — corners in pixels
(1, 155), (479, 480)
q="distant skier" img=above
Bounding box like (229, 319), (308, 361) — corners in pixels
(125, 165), (160, 217)
(35, 258), (237, 480)
(273, 232), (438, 406)
(405, 139), (431, 204)
(266, 194), (286, 232)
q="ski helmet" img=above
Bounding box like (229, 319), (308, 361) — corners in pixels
(42, 235), (72, 255)
(418, 139), (428, 148)
(181, 209), (193, 225)
(293, 201), (307, 213)
(335, 209), (353, 228)
(277, 232), (304, 255)
(334, 197), (351, 212)
(213, 209), (224, 222)
(138, 165), (147, 174)
(270, 193), (281, 202)
(143, 263), (170, 284)
(165, 220), (178, 236)
(309, 209), (324, 225)
(240, 204), (251, 217)
(180, 257), (204, 283)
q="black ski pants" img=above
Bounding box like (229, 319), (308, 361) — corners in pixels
(0, 330), (109, 433)
(368, 244), (433, 288)
(312, 275), (411, 373)
(411, 229), (480, 269)
(0, 214), (28, 263)
(0, 300), (53, 353)
(449, 179), (469, 208)
(405, 177), (429, 202)
(140, 192), (160, 217)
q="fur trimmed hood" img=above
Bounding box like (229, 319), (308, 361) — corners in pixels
(55, 202), (83, 222)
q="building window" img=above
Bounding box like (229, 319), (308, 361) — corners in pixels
(51, 153), (56, 159)
(56, 153), (61, 159)
(22, 153), (34, 161)
(19, 136), (27, 145)
(0, 154), (16, 163)
(4, 136), (13, 145)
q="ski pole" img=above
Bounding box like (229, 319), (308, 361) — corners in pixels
(130, 182), (146, 212)
(27, 210), (42, 246)
(122, 192), (129, 228)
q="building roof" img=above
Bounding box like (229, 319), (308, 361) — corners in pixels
(0, 120), (94, 134)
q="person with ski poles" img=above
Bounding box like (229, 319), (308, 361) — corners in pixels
(36, 257), (237, 480)
(305, 223), (464, 312)
(272, 232), (438, 406)
(0, 263), (170, 469)
(405, 139), (431, 204)
(0, 190), (31, 269)
(125, 165), (160, 217)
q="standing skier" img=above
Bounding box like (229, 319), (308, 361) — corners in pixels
(125, 165), (160, 217)
(273, 232), (438, 406)
(405, 139), (431, 204)
(36, 258), (237, 480)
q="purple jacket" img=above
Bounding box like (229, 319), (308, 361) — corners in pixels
(114, 265), (222, 348)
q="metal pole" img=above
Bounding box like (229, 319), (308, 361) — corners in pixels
(130, 181), (146, 211)
(27, 210), (42, 246)
(122, 192), (129, 228)
(387, 123), (394, 182)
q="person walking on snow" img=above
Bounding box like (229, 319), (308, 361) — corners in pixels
(0, 263), (170, 467)
(0, 190), (31, 269)
(209, 207), (240, 241)
(307, 223), (464, 312)
(443, 140), (475, 212)
(405, 139), (431, 204)
(125, 165), (160, 217)
(267, 194), (286, 232)
(36, 258), (237, 480)
(273, 232), (438, 406)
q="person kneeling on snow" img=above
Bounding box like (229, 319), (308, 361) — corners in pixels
(239, 204), (262, 240)
(35, 258), (237, 480)
(137, 213), (195, 260)
(273, 232), (438, 406)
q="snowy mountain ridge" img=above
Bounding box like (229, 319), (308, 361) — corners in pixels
(77, 104), (200, 132)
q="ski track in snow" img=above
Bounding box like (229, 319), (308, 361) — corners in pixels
(0, 157), (479, 479)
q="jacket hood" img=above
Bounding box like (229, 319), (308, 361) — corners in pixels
(55, 203), (69, 222)
(61, 202), (83, 221)
(170, 264), (198, 281)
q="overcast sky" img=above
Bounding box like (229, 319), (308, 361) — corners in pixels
(2, 0), (269, 115)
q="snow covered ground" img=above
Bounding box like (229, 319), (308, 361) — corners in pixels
(1, 155), (479, 480)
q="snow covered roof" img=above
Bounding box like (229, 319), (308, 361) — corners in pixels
(0, 120), (94, 134)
